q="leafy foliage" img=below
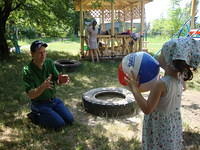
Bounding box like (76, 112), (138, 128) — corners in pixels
(0, 0), (80, 59)
(149, 0), (191, 37)
(7, 0), (80, 38)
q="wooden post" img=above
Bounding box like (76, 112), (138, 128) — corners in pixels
(131, 8), (133, 32)
(111, 2), (115, 53)
(139, 0), (144, 51)
(80, 0), (84, 57)
(190, 0), (196, 29)
(117, 10), (121, 32)
(102, 10), (105, 32)
(122, 9), (126, 32)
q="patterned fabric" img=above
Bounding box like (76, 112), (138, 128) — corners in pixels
(161, 37), (200, 69)
(87, 26), (98, 49)
(156, 76), (182, 113)
(142, 111), (182, 150)
(142, 76), (183, 150)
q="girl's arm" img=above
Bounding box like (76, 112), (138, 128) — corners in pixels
(181, 79), (186, 91)
(126, 73), (165, 114)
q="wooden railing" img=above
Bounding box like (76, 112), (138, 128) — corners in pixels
(82, 34), (148, 58)
(97, 34), (140, 57)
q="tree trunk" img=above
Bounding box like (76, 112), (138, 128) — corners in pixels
(0, 26), (9, 60)
(0, 0), (12, 60)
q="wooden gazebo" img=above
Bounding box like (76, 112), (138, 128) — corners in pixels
(74, 0), (153, 58)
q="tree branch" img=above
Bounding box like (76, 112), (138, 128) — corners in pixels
(11, 0), (26, 11)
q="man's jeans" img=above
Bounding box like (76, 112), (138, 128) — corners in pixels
(31, 98), (74, 129)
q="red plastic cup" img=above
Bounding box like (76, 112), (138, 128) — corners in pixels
(58, 74), (69, 84)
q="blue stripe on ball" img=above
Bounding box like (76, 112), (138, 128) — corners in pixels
(139, 52), (160, 83)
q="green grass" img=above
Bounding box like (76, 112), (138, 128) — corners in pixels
(19, 38), (81, 56)
(1, 37), (199, 150)
(147, 35), (170, 54)
(18, 37), (72, 46)
(0, 49), (141, 150)
(47, 40), (80, 56)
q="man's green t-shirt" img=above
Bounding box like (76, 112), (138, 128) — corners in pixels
(23, 58), (59, 103)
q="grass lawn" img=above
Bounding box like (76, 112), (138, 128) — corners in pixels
(147, 35), (170, 55)
(0, 38), (199, 149)
(1, 46), (141, 149)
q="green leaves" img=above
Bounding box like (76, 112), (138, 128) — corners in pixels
(6, 0), (79, 38)
(150, 0), (191, 37)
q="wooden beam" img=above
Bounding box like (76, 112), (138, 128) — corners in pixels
(102, 10), (105, 31)
(139, 0), (144, 51)
(123, 9), (126, 32)
(74, 0), (153, 11)
(80, 0), (84, 56)
(111, 2), (115, 53)
(82, 0), (91, 5)
(131, 7), (133, 32)
(190, 0), (196, 29)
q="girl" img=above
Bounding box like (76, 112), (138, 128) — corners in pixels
(125, 37), (199, 150)
(86, 20), (100, 62)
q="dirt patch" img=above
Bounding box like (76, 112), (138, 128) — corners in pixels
(73, 90), (200, 141)
(181, 90), (200, 130)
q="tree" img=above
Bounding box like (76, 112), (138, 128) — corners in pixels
(0, 0), (25, 60)
(9, 0), (79, 37)
(149, 0), (191, 37)
(0, 0), (80, 60)
(151, 18), (167, 35)
(167, 0), (191, 37)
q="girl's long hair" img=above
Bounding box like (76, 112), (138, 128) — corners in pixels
(92, 21), (97, 30)
(173, 60), (194, 81)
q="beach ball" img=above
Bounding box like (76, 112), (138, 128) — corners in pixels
(118, 52), (160, 92)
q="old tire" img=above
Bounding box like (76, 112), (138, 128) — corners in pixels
(82, 87), (137, 117)
(54, 59), (81, 72)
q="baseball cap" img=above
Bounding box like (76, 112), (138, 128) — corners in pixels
(30, 40), (48, 52)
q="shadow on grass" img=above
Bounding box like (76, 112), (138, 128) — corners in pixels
(0, 51), (141, 150)
(182, 103), (200, 111)
(1, 51), (200, 149)
(183, 130), (200, 150)
(1, 119), (141, 150)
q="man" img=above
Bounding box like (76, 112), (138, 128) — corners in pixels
(23, 40), (74, 130)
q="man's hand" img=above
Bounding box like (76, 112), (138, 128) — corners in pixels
(41, 74), (53, 89)
(27, 74), (53, 99)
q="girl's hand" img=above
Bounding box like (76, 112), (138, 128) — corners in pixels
(124, 71), (140, 92)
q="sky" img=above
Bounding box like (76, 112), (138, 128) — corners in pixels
(145, 0), (199, 23)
